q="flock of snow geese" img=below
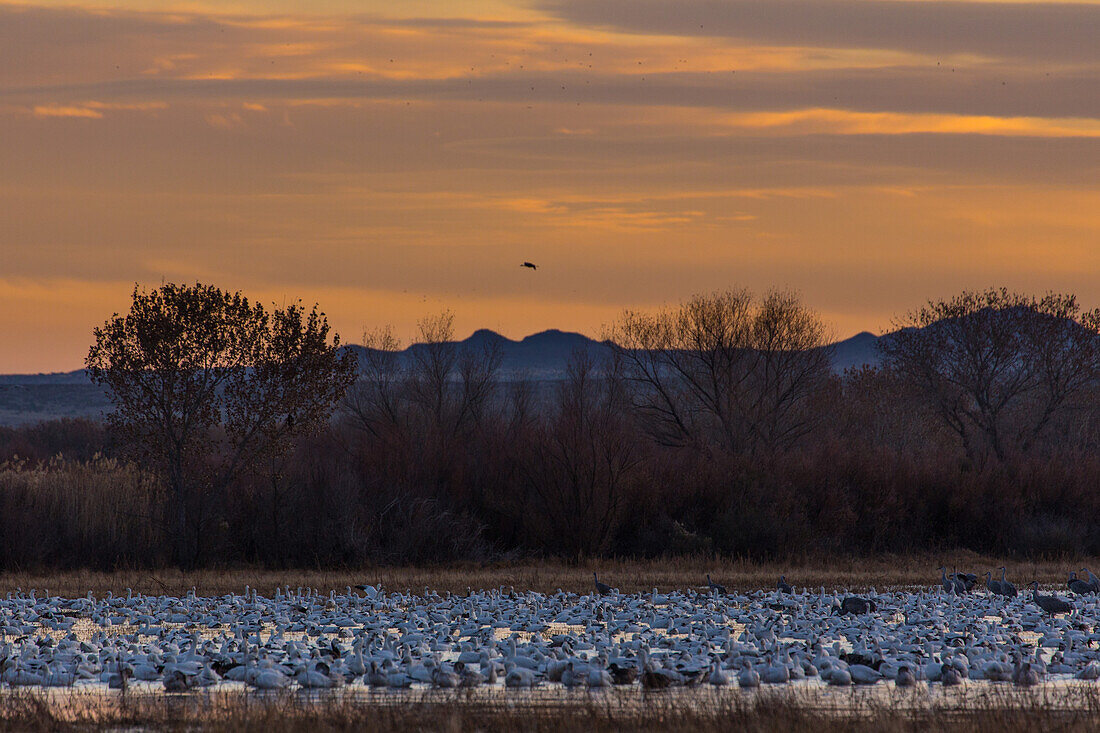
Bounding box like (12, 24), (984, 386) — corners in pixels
(3, 567), (1100, 694)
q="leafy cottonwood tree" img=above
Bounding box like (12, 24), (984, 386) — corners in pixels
(86, 283), (358, 565)
(878, 288), (1100, 466)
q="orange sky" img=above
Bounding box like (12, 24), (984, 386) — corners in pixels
(3, 0), (1100, 372)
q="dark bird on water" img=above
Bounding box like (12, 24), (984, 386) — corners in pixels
(834, 596), (877, 616)
(521, 262), (538, 270)
(607, 663), (637, 685)
(593, 572), (613, 595)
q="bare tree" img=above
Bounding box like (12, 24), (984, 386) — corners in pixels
(522, 350), (640, 558)
(340, 309), (503, 550)
(607, 290), (833, 456)
(878, 288), (1100, 466)
(342, 325), (405, 442)
(744, 292), (837, 453)
(343, 312), (502, 446)
(86, 283), (357, 566)
(404, 312), (501, 441)
(840, 365), (949, 455)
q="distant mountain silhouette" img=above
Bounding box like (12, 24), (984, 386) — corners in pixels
(0, 328), (885, 386)
(348, 328), (609, 379)
(0, 370), (90, 385)
(826, 331), (884, 372)
(349, 328), (885, 379)
(0, 328), (887, 424)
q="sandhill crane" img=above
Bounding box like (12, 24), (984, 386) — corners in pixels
(949, 565), (976, 591)
(834, 596), (877, 616)
(521, 262), (538, 271)
(939, 566), (966, 594)
(1030, 581), (1073, 615)
(984, 571), (1002, 595)
(706, 574), (727, 595)
(593, 572), (613, 595)
(999, 567), (1018, 597)
(777, 576), (793, 594)
(1080, 567), (1100, 592)
(1068, 572), (1094, 595)
(939, 566), (954, 593)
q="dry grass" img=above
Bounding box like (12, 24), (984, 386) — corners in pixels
(4, 688), (1100, 733)
(0, 457), (166, 569)
(0, 552), (1091, 597)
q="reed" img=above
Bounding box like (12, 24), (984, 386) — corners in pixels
(0, 553), (1090, 597)
(4, 687), (1100, 733)
(0, 456), (166, 569)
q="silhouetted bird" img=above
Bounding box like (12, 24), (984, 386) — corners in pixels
(1068, 572), (1094, 595)
(834, 596), (877, 616)
(706, 574), (727, 595)
(593, 572), (613, 595)
(521, 262), (538, 270)
(777, 576), (793, 594)
(998, 567), (1018, 597)
(956, 571), (978, 591)
(1030, 581), (1073, 615)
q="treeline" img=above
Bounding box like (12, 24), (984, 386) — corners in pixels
(3, 286), (1100, 570)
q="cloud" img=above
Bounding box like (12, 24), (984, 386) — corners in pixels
(539, 0), (1100, 64)
(32, 104), (102, 118)
(205, 111), (245, 128)
(717, 108), (1100, 137)
(6, 2), (1100, 124)
(24, 100), (167, 119)
(10, 67), (1100, 122)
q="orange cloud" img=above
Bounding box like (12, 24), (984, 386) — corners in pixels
(717, 108), (1100, 137)
(32, 105), (103, 118)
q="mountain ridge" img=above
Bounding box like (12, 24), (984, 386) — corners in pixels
(0, 328), (883, 424)
(0, 328), (884, 384)
(0, 325), (884, 383)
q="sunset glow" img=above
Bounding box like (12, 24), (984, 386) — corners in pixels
(3, 0), (1100, 372)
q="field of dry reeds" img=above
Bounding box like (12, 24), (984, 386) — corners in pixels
(4, 687), (1100, 733)
(0, 552), (1092, 597)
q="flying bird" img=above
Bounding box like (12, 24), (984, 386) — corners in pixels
(521, 262), (538, 271)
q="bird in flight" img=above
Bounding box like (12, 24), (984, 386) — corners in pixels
(521, 262), (538, 271)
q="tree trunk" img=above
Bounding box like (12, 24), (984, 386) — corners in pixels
(174, 484), (189, 568)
